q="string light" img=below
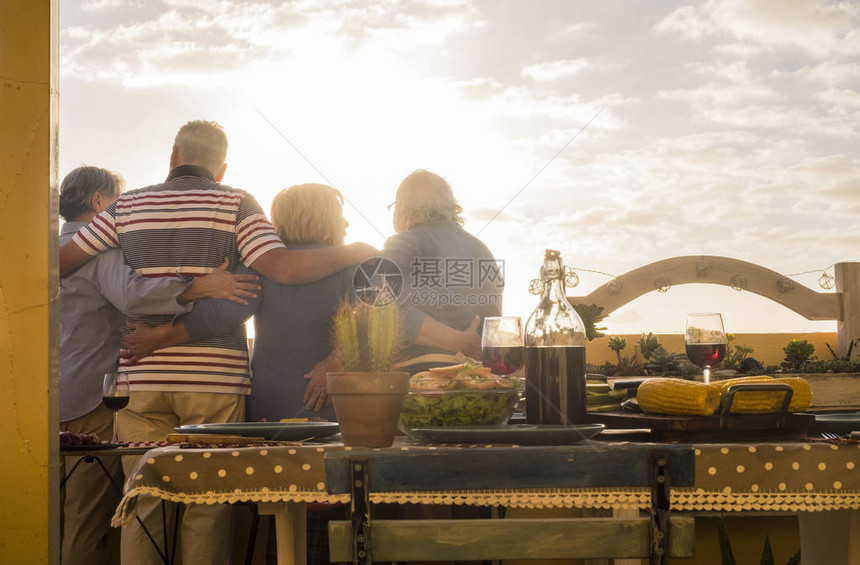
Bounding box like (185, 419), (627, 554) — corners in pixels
(785, 264), (840, 290)
(730, 274), (748, 291)
(776, 277), (795, 293)
(606, 278), (623, 295)
(563, 266), (580, 288)
(526, 260), (845, 294)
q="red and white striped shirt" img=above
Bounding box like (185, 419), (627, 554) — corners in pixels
(72, 166), (285, 395)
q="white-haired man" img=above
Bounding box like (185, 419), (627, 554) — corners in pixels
(58, 120), (375, 565)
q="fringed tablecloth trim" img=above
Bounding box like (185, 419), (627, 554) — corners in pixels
(112, 486), (860, 527)
(674, 490), (860, 513)
(369, 488), (860, 512)
(111, 487), (349, 527)
(369, 488), (650, 509)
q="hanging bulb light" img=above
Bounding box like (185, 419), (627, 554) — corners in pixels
(776, 277), (795, 293)
(730, 274), (748, 291)
(606, 278), (623, 295)
(696, 257), (712, 277)
(564, 266), (580, 288)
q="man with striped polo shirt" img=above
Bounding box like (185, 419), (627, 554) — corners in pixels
(59, 120), (375, 565)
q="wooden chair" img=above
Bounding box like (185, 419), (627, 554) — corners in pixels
(325, 443), (695, 565)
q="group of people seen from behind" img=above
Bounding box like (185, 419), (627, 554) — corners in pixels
(58, 119), (502, 565)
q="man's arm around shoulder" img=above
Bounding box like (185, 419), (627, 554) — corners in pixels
(59, 240), (96, 276)
(249, 243), (376, 285)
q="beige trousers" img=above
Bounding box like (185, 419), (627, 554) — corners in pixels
(117, 391), (245, 565)
(61, 404), (123, 565)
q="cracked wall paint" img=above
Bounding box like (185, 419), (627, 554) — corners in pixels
(0, 87), (49, 211)
(0, 1), (59, 562)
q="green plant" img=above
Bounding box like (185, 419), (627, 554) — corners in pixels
(605, 337), (643, 376)
(638, 332), (660, 360)
(722, 334), (755, 371)
(573, 303), (607, 341)
(614, 352), (643, 376)
(782, 339), (815, 372)
(796, 340), (860, 373)
(333, 302), (401, 372)
(644, 346), (680, 376)
(608, 336), (627, 360)
(718, 518), (800, 565)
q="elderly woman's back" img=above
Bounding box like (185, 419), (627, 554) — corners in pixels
(247, 253), (350, 421)
(385, 170), (503, 363)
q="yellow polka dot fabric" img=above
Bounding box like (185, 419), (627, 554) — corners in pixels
(114, 441), (860, 527)
(693, 443), (859, 498)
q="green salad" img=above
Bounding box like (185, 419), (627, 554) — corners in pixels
(399, 389), (521, 429)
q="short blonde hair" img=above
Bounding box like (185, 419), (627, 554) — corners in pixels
(271, 183), (346, 246)
(394, 169), (463, 229)
(173, 120), (228, 175)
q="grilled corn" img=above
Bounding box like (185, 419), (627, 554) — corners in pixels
(636, 378), (721, 416)
(713, 375), (812, 413)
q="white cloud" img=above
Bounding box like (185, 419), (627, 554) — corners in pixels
(784, 60), (860, 86)
(653, 5), (717, 40)
(81, 0), (128, 10)
(61, 0), (484, 86)
(522, 59), (590, 82)
(654, 0), (860, 57)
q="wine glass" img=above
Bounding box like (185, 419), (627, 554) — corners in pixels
(482, 317), (524, 375)
(685, 313), (727, 384)
(102, 372), (130, 444)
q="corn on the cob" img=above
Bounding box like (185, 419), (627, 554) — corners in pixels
(714, 376), (812, 413)
(710, 375), (775, 392)
(636, 378), (721, 416)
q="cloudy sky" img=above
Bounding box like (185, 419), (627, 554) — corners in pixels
(59, 0), (860, 337)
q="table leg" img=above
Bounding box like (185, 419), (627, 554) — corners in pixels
(258, 502), (307, 565)
(799, 509), (860, 565)
(612, 507), (642, 565)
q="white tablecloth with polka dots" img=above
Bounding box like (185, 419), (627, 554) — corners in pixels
(113, 440), (860, 524)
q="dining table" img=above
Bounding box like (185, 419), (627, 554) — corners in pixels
(113, 432), (860, 565)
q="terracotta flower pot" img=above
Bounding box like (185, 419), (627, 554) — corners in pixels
(327, 372), (410, 448)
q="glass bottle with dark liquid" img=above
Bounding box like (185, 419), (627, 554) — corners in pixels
(524, 250), (588, 425)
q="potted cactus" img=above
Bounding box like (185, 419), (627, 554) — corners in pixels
(326, 302), (409, 447)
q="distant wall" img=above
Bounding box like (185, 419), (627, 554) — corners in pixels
(585, 332), (838, 367)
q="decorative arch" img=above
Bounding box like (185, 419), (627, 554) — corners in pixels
(569, 255), (841, 320)
(568, 257), (860, 357)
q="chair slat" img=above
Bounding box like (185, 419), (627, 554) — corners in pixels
(329, 517), (695, 562)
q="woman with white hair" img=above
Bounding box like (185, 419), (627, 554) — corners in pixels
(385, 169), (503, 371)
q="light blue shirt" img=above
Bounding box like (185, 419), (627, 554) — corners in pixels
(59, 221), (192, 422)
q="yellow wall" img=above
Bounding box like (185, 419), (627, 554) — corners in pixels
(0, 1), (59, 563)
(586, 332), (837, 368)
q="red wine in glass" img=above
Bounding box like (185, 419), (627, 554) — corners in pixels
(685, 343), (726, 368)
(685, 313), (727, 384)
(102, 395), (130, 411)
(102, 372), (129, 443)
(481, 317), (524, 376)
(482, 345), (525, 375)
